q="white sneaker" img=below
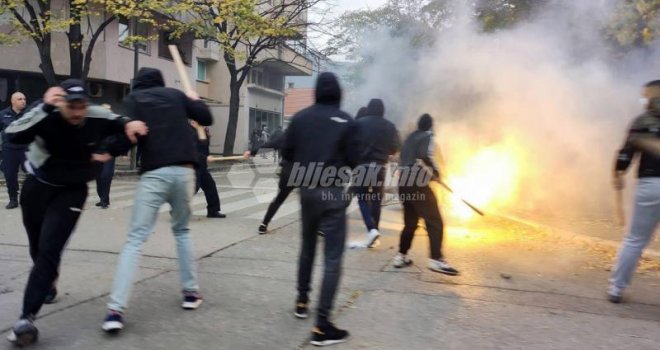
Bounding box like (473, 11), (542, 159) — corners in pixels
(392, 253), (413, 268)
(428, 259), (459, 276)
(366, 229), (380, 248)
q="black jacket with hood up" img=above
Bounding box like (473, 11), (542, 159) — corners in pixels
(282, 73), (359, 187)
(354, 99), (400, 165)
(126, 68), (213, 173)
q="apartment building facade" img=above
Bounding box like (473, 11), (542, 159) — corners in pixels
(0, 1), (313, 154)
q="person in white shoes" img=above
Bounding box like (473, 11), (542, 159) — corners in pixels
(350, 99), (400, 248)
(393, 114), (459, 276)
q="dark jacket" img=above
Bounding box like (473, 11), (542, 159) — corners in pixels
(354, 99), (400, 164)
(399, 129), (440, 181)
(0, 106), (28, 150)
(615, 107), (660, 178)
(126, 67), (213, 173)
(5, 103), (130, 186)
(282, 73), (359, 187)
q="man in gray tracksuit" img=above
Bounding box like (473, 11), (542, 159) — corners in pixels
(609, 80), (660, 303)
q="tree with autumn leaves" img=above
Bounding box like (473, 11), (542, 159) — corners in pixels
(0, 0), (180, 85)
(174, 0), (322, 155)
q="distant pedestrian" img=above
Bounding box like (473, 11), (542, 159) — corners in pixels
(94, 103), (118, 209)
(0, 92), (28, 209)
(191, 119), (225, 218)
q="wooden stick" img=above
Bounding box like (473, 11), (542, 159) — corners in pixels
(208, 155), (247, 162)
(438, 181), (486, 216)
(168, 44), (194, 94)
(615, 189), (625, 227)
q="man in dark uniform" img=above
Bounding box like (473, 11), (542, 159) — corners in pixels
(0, 92), (28, 209)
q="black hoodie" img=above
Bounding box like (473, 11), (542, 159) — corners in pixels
(282, 72), (359, 186)
(126, 68), (213, 173)
(354, 99), (401, 164)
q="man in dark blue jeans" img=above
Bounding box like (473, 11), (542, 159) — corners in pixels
(0, 92), (28, 209)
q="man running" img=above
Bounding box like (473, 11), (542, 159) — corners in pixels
(5, 80), (147, 346)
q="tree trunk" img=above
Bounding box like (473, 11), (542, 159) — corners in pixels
(37, 36), (57, 86)
(223, 74), (241, 156)
(67, 8), (84, 79)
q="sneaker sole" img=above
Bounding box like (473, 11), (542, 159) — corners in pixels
(428, 267), (459, 276)
(10, 331), (37, 346)
(366, 235), (380, 248)
(393, 261), (413, 268)
(182, 299), (204, 310)
(310, 337), (349, 346)
(294, 311), (309, 319)
(102, 321), (124, 332)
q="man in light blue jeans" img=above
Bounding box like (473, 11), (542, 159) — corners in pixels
(106, 166), (199, 314)
(609, 80), (660, 303)
(103, 67), (213, 332)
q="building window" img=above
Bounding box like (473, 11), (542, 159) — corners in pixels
(158, 30), (193, 66)
(197, 60), (207, 81)
(118, 17), (149, 54)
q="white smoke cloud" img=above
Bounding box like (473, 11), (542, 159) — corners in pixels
(334, 1), (660, 220)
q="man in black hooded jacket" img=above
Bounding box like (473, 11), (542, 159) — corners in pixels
(103, 68), (213, 333)
(350, 98), (400, 248)
(282, 72), (358, 346)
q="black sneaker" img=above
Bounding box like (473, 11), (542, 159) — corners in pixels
(101, 310), (124, 333)
(7, 318), (38, 346)
(44, 287), (58, 304)
(5, 200), (18, 210)
(258, 223), (268, 235)
(310, 324), (350, 346)
(182, 291), (203, 310)
(207, 212), (226, 218)
(294, 302), (309, 319)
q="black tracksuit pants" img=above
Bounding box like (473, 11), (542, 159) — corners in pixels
(297, 187), (348, 327)
(19, 175), (87, 319)
(398, 184), (444, 260)
(95, 157), (115, 204)
(195, 163), (221, 214)
(262, 164), (294, 225)
(1, 148), (26, 200)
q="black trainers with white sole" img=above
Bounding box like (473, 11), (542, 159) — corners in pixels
(258, 223), (268, 235)
(182, 291), (203, 310)
(310, 324), (350, 346)
(8, 318), (38, 346)
(101, 311), (124, 333)
(294, 302), (309, 319)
